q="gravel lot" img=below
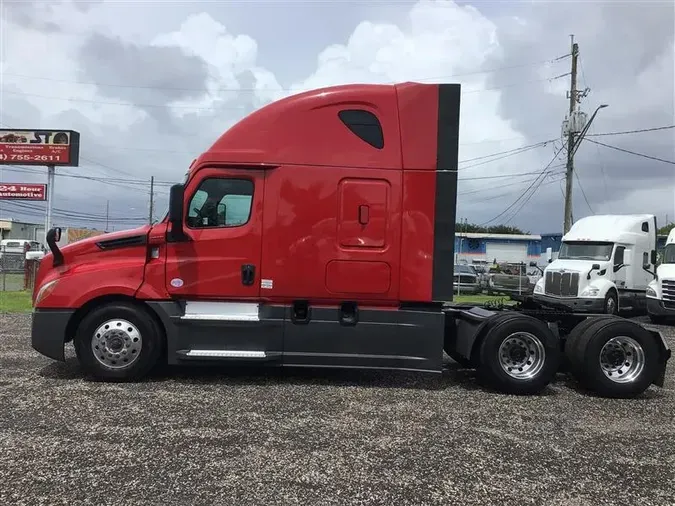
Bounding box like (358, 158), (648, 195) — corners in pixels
(1, 313), (674, 506)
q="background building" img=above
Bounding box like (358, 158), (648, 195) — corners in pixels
(0, 219), (44, 243)
(0, 219), (102, 247)
(455, 232), (542, 265)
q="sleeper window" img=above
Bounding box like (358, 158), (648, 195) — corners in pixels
(338, 109), (384, 149)
(187, 178), (253, 229)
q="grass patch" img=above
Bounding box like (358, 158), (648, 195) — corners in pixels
(0, 290), (33, 313)
(454, 294), (515, 305)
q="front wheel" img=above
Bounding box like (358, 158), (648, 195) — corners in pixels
(73, 302), (164, 381)
(477, 315), (561, 395)
(603, 291), (618, 315)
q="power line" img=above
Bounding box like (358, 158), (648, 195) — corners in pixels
(479, 144), (567, 226)
(574, 170), (594, 213)
(458, 166), (565, 196)
(459, 173), (566, 205)
(459, 169), (558, 181)
(587, 125), (675, 137)
(0, 54), (571, 93)
(1, 73), (571, 111)
(586, 139), (675, 165)
(459, 141), (555, 171)
(459, 139), (555, 165)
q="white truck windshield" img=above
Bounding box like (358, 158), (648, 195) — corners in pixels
(663, 244), (675, 264)
(558, 241), (614, 261)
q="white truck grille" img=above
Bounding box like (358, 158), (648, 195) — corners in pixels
(662, 279), (675, 304)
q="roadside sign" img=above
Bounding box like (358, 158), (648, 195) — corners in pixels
(0, 129), (80, 167)
(0, 183), (47, 201)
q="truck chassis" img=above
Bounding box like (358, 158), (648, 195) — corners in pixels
(32, 295), (671, 399)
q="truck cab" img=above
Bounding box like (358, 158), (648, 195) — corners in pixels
(31, 81), (461, 378)
(647, 228), (675, 323)
(533, 214), (657, 314)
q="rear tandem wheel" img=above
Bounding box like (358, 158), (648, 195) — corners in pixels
(564, 316), (661, 398)
(476, 313), (561, 395)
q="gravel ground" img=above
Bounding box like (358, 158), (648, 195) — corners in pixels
(1, 313), (674, 506)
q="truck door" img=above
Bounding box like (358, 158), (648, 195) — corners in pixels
(163, 168), (283, 360)
(165, 168), (264, 299)
(612, 245), (627, 289)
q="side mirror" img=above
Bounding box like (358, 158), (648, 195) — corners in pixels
(46, 227), (64, 267)
(587, 263), (601, 279)
(168, 184), (188, 242)
(651, 250), (657, 265)
(529, 261), (537, 267)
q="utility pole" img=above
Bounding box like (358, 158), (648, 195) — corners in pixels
(105, 200), (109, 232)
(148, 176), (155, 225)
(563, 35), (579, 234)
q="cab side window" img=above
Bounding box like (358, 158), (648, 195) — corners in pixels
(186, 178), (254, 229)
(613, 246), (625, 270)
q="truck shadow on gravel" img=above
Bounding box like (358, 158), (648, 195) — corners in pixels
(35, 356), (596, 397)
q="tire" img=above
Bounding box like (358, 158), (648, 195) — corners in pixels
(568, 318), (660, 398)
(73, 302), (164, 381)
(477, 314), (561, 395)
(603, 290), (618, 315)
(564, 316), (616, 379)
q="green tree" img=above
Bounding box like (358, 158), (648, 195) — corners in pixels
(658, 222), (675, 236)
(455, 223), (528, 235)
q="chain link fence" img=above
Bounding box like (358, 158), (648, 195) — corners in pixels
(0, 247), (39, 292)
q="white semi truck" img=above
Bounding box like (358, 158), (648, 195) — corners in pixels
(533, 214), (657, 314)
(647, 227), (675, 323)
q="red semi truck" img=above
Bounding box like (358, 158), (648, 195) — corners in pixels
(31, 82), (670, 397)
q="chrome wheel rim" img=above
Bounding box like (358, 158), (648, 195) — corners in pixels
(91, 319), (142, 370)
(605, 296), (617, 314)
(600, 336), (645, 383)
(498, 332), (546, 380)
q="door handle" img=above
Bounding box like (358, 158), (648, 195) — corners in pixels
(358, 205), (369, 225)
(241, 264), (255, 286)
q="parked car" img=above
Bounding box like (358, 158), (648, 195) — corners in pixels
(486, 262), (533, 296)
(454, 264), (482, 294)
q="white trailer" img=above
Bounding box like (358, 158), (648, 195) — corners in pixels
(647, 228), (675, 323)
(532, 214), (657, 314)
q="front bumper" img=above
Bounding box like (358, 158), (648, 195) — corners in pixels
(454, 282), (482, 294)
(647, 298), (675, 317)
(31, 308), (75, 361)
(533, 293), (605, 313)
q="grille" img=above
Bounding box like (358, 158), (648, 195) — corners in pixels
(662, 279), (675, 303)
(545, 271), (579, 297)
(455, 275), (476, 284)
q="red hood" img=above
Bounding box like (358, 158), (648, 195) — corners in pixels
(60, 225), (152, 254)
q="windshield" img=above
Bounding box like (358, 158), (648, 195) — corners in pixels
(663, 244), (675, 264)
(455, 265), (475, 275)
(558, 241), (613, 261)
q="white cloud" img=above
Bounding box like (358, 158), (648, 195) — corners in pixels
(0, 0), (673, 232)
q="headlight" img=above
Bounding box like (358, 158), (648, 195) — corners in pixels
(581, 287), (600, 297)
(646, 287), (657, 298)
(534, 284), (543, 293)
(34, 279), (59, 305)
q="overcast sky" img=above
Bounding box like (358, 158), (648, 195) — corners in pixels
(0, 0), (673, 234)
